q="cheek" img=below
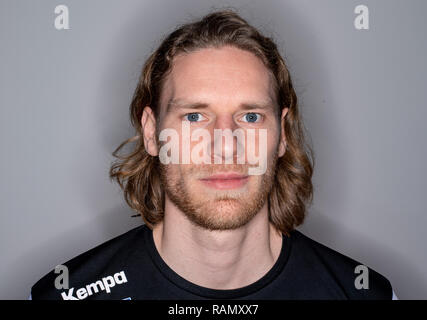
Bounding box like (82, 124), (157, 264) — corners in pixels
(266, 119), (282, 155)
(266, 130), (279, 153)
(246, 127), (279, 160)
(162, 164), (184, 185)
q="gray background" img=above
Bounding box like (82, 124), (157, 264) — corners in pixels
(1, 0), (426, 299)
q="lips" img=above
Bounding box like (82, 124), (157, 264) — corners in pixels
(199, 173), (249, 190)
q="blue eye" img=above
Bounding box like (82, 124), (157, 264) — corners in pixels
(242, 113), (261, 123)
(184, 113), (205, 122)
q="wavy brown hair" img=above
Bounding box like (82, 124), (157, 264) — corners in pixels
(109, 9), (314, 236)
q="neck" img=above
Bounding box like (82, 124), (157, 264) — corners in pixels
(152, 196), (283, 290)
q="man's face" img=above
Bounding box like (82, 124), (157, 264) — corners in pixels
(149, 45), (287, 231)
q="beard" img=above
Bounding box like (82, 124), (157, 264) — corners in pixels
(158, 151), (278, 231)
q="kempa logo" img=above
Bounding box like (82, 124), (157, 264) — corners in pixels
(60, 271), (128, 300)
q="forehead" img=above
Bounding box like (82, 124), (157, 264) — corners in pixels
(160, 46), (276, 112)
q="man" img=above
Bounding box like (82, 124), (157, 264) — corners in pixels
(30, 10), (397, 300)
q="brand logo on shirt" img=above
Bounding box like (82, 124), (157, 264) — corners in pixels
(60, 271), (128, 300)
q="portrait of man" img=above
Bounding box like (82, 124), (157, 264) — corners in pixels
(29, 9), (397, 300)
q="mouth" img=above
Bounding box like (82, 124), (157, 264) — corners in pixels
(199, 173), (249, 190)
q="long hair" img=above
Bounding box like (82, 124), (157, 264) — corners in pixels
(109, 9), (314, 235)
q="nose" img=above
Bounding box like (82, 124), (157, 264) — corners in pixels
(208, 114), (244, 164)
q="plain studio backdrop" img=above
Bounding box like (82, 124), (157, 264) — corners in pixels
(1, 0), (426, 299)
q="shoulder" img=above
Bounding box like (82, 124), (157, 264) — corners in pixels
(31, 224), (148, 300)
(288, 229), (393, 299)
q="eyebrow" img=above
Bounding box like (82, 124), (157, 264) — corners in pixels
(166, 98), (276, 113)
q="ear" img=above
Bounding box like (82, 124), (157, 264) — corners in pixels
(141, 106), (159, 156)
(278, 107), (289, 157)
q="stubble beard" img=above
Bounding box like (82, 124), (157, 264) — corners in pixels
(159, 152), (278, 231)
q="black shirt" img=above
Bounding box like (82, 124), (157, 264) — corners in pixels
(30, 224), (393, 300)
